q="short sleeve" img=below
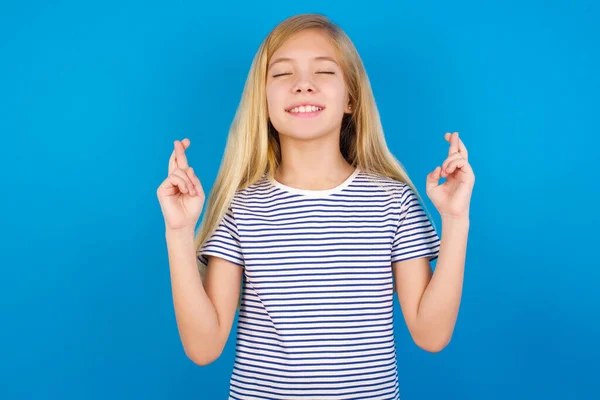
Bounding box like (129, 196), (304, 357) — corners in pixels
(391, 185), (441, 263)
(197, 206), (245, 268)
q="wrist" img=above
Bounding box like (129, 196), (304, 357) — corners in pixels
(166, 226), (196, 239)
(440, 213), (470, 226)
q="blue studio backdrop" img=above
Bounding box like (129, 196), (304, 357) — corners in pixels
(1, 1), (598, 399)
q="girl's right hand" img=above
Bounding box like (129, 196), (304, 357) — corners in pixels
(156, 138), (205, 231)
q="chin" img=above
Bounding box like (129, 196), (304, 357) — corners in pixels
(279, 126), (332, 140)
(273, 117), (339, 141)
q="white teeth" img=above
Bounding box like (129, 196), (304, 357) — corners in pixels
(288, 105), (323, 113)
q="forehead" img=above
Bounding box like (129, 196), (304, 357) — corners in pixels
(270, 29), (339, 64)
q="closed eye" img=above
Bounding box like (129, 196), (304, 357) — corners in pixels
(272, 71), (335, 78)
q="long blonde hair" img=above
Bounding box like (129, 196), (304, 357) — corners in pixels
(194, 13), (438, 308)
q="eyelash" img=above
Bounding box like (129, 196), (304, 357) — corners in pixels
(272, 71), (335, 78)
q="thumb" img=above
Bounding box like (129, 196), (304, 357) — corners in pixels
(426, 166), (441, 193)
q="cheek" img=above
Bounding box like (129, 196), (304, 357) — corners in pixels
(322, 80), (348, 106)
(266, 85), (284, 116)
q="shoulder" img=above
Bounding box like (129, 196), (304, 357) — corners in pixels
(358, 170), (411, 203)
(230, 174), (274, 209)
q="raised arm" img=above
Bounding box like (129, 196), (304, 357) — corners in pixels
(157, 138), (242, 365)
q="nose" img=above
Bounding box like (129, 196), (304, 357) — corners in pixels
(292, 74), (316, 93)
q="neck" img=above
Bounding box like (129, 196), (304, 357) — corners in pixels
(275, 129), (355, 191)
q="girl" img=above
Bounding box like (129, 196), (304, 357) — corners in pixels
(157, 13), (474, 400)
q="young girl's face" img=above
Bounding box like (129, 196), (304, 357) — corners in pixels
(266, 29), (349, 140)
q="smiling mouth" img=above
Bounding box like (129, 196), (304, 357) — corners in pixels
(286, 105), (324, 113)
(285, 105), (325, 118)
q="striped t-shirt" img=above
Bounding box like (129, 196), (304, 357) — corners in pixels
(197, 168), (440, 400)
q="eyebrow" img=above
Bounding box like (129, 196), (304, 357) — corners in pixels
(268, 56), (339, 69)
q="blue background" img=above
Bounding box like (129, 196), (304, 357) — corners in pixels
(1, 1), (598, 399)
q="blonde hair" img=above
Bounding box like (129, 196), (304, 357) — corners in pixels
(194, 13), (438, 308)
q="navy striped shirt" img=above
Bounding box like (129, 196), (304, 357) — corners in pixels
(198, 168), (440, 400)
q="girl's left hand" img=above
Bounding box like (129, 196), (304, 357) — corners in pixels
(426, 132), (475, 220)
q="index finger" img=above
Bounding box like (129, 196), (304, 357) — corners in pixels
(444, 132), (467, 158)
(447, 132), (459, 156)
(168, 139), (190, 174)
(448, 132), (468, 158)
(457, 135), (468, 158)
